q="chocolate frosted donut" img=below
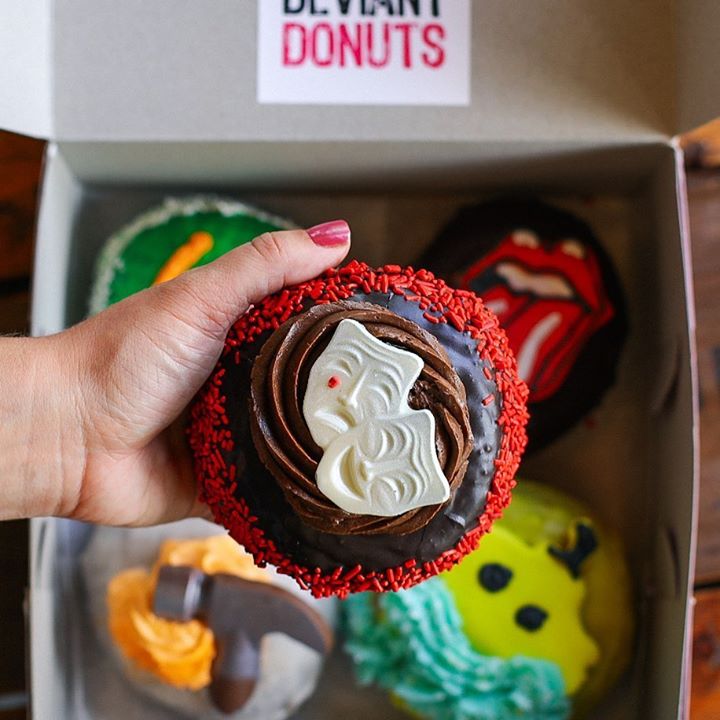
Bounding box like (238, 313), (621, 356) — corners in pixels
(190, 262), (528, 597)
(250, 301), (472, 536)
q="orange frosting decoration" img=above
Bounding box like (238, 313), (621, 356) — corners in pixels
(108, 535), (269, 690)
(152, 231), (214, 285)
(154, 535), (272, 583)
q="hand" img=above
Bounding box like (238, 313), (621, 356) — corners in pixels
(0, 223), (350, 525)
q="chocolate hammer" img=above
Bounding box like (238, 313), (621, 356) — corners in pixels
(153, 565), (333, 715)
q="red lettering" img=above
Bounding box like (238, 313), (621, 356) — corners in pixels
(422, 23), (445, 68)
(338, 22), (362, 67)
(367, 22), (391, 67)
(393, 22), (415, 68)
(282, 20), (446, 70)
(311, 22), (335, 66)
(283, 23), (307, 66)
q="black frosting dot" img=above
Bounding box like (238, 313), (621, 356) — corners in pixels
(515, 605), (549, 632)
(478, 563), (513, 592)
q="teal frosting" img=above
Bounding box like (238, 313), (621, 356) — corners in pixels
(343, 578), (569, 720)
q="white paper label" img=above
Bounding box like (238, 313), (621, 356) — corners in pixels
(257, 0), (471, 106)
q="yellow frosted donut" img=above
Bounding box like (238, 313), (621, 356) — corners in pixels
(441, 480), (634, 716)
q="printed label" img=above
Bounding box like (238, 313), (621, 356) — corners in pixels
(257, 0), (471, 105)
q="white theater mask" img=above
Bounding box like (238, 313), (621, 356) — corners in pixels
(303, 318), (450, 517)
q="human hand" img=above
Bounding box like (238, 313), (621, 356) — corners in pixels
(0, 222), (350, 525)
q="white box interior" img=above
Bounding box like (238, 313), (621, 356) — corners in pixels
(29, 140), (696, 720)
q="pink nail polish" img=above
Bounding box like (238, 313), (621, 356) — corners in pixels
(307, 220), (351, 247)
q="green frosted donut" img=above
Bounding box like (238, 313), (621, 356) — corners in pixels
(89, 196), (295, 313)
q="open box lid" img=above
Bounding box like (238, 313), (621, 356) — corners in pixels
(0, 0), (718, 143)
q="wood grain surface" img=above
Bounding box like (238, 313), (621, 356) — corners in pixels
(0, 132), (42, 283)
(692, 587), (720, 719)
(688, 171), (720, 586)
(0, 127), (720, 716)
(0, 130), (40, 719)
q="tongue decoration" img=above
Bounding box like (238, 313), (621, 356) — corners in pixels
(418, 197), (627, 453)
(462, 230), (615, 404)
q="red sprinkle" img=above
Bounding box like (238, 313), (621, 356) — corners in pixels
(327, 375), (340, 389)
(188, 262), (528, 598)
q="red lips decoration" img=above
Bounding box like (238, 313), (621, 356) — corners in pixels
(462, 230), (614, 404)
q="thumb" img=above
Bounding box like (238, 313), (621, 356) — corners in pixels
(153, 220), (351, 343)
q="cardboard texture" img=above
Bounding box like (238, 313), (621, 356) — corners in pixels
(676, 0), (720, 134)
(0, 0), (709, 142)
(0, 0), (52, 138)
(0, 1), (707, 719)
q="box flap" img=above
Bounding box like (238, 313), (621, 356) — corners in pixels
(0, 0), (699, 142)
(676, 0), (720, 135)
(0, 0), (53, 138)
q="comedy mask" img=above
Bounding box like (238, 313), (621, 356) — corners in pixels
(303, 318), (449, 517)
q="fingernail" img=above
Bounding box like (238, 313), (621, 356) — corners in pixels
(307, 220), (350, 247)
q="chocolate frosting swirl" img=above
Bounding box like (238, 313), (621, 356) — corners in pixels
(249, 301), (473, 536)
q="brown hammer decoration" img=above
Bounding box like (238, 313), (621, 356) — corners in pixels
(153, 565), (333, 715)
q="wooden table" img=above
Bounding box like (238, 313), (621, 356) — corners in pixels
(685, 166), (720, 718)
(2, 129), (720, 717)
(0, 131), (41, 720)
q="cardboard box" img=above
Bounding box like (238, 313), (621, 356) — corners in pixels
(1, 1), (714, 717)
